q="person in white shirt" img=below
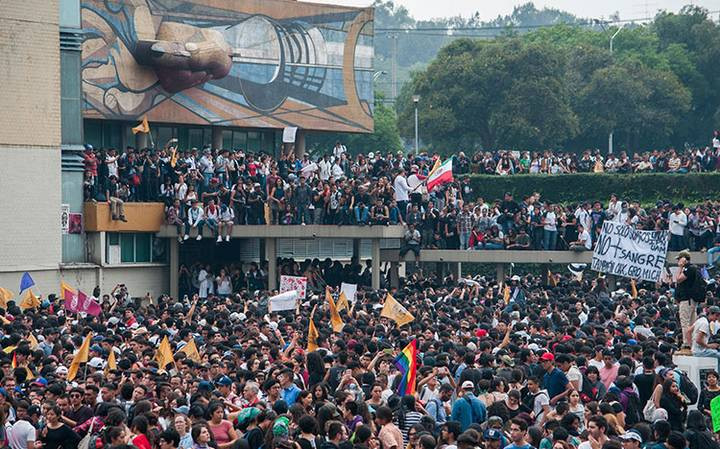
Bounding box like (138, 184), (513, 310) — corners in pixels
(542, 204), (557, 250)
(318, 154), (332, 181)
(570, 224), (592, 251)
(393, 168), (410, 221)
(669, 206), (688, 250)
(332, 141), (346, 160)
(219, 204), (235, 242)
(184, 200), (206, 241)
(691, 306), (720, 361)
(8, 401), (38, 449)
(607, 194), (622, 221)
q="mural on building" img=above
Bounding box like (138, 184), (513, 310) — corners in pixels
(81, 0), (374, 133)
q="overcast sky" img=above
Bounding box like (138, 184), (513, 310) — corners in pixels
(303, 0), (720, 21)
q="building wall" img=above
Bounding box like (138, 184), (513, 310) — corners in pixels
(0, 264), (168, 302)
(0, 0), (62, 275)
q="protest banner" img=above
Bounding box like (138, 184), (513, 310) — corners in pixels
(591, 222), (669, 282)
(280, 275), (308, 299)
(269, 290), (298, 312)
(340, 283), (357, 303)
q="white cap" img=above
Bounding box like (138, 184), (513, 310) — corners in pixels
(88, 357), (105, 369)
(461, 380), (474, 390)
(55, 366), (68, 375)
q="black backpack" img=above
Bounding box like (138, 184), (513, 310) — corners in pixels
(675, 369), (699, 404)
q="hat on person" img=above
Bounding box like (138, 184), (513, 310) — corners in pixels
(540, 352), (555, 362)
(676, 250), (691, 260)
(500, 354), (515, 367)
(173, 405), (190, 415)
(198, 381), (214, 392)
(55, 366), (68, 375)
(461, 380), (474, 390)
(483, 429), (502, 440)
(511, 275), (521, 281)
(652, 408), (668, 422)
(215, 375), (233, 387)
(709, 306), (720, 315)
(620, 430), (643, 443)
(475, 329), (488, 338)
(107, 317), (120, 326)
(88, 357), (105, 369)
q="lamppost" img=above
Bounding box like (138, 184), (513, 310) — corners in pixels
(608, 24), (626, 154)
(412, 95), (420, 154)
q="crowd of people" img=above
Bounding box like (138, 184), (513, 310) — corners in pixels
(2, 249), (720, 449)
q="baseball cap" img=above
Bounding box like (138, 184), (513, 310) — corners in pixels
(620, 430), (643, 443)
(540, 352), (555, 362)
(709, 306), (720, 315)
(483, 429), (502, 440)
(461, 380), (474, 390)
(215, 375), (233, 386)
(55, 366), (68, 375)
(675, 250), (691, 260)
(88, 357), (105, 369)
(173, 405), (190, 415)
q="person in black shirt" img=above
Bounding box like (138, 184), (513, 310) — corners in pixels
(676, 251), (703, 350)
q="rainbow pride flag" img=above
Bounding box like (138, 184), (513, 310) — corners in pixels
(393, 339), (418, 396)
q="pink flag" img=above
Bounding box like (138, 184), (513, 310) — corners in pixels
(63, 289), (80, 314)
(77, 291), (102, 316)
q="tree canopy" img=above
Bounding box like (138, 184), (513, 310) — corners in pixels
(395, 5), (718, 153)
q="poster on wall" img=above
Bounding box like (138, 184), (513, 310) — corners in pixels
(280, 276), (308, 299)
(61, 204), (70, 234)
(68, 214), (83, 234)
(80, 0), (374, 133)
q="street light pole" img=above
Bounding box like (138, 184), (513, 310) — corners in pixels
(412, 95), (420, 154)
(608, 24), (625, 155)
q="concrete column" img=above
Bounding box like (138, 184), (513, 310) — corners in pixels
(352, 238), (361, 264)
(372, 238), (381, 289)
(451, 262), (462, 280)
(212, 126), (223, 150)
(496, 264), (506, 283)
(136, 132), (148, 150)
(266, 237), (277, 291)
(294, 130), (305, 158)
(170, 238), (179, 299)
(390, 262), (400, 288)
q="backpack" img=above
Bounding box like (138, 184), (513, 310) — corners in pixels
(675, 369), (699, 404)
(685, 429), (720, 449)
(621, 389), (642, 427)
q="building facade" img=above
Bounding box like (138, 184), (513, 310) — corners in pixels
(0, 0), (374, 300)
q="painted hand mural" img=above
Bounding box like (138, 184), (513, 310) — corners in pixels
(82, 0), (374, 132)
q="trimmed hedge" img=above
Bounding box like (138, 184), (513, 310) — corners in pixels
(467, 172), (720, 204)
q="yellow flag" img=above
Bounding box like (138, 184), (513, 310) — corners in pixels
(131, 116), (150, 134)
(20, 290), (40, 310)
(0, 287), (14, 309)
(170, 147), (178, 168)
(28, 334), (39, 350)
(3, 346), (16, 354)
(104, 347), (117, 376)
(307, 319), (319, 352)
(155, 336), (174, 371)
(177, 338), (201, 363)
(326, 288), (344, 333)
(336, 291), (349, 312)
(547, 269), (557, 287)
(630, 279), (638, 299)
(68, 333), (93, 381)
(380, 294), (415, 327)
(503, 286), (511, 304)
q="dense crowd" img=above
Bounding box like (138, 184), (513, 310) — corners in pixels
(3, 251), (720, 449)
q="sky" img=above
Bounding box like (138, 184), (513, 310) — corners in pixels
(302, 0), (720, 22)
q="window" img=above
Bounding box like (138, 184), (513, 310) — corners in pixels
(106, 233), (166, 264)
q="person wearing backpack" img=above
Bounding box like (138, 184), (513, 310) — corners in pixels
(425, 384), (453, 430)
(676, 251), (705, 351)
(450, 381), (487, 432)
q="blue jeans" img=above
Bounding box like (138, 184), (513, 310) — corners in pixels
(355, 207), (369, 224)
(543, 230), (558, 250)
(185, 219), (206, 236)
(295, 204), (311, 224)
(482, 242), (504, 250)
(459, 231), (471, 249)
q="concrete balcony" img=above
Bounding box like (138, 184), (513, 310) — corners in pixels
(84, 202), (165, 232)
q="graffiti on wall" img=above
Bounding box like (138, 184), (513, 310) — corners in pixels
(81, 0), (374, 133)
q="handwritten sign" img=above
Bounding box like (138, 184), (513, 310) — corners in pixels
(591, 222), (669, 282)
(269, 291), (298, 312)
(340, 283), (357, 304)
(280, 276), (307, 299)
